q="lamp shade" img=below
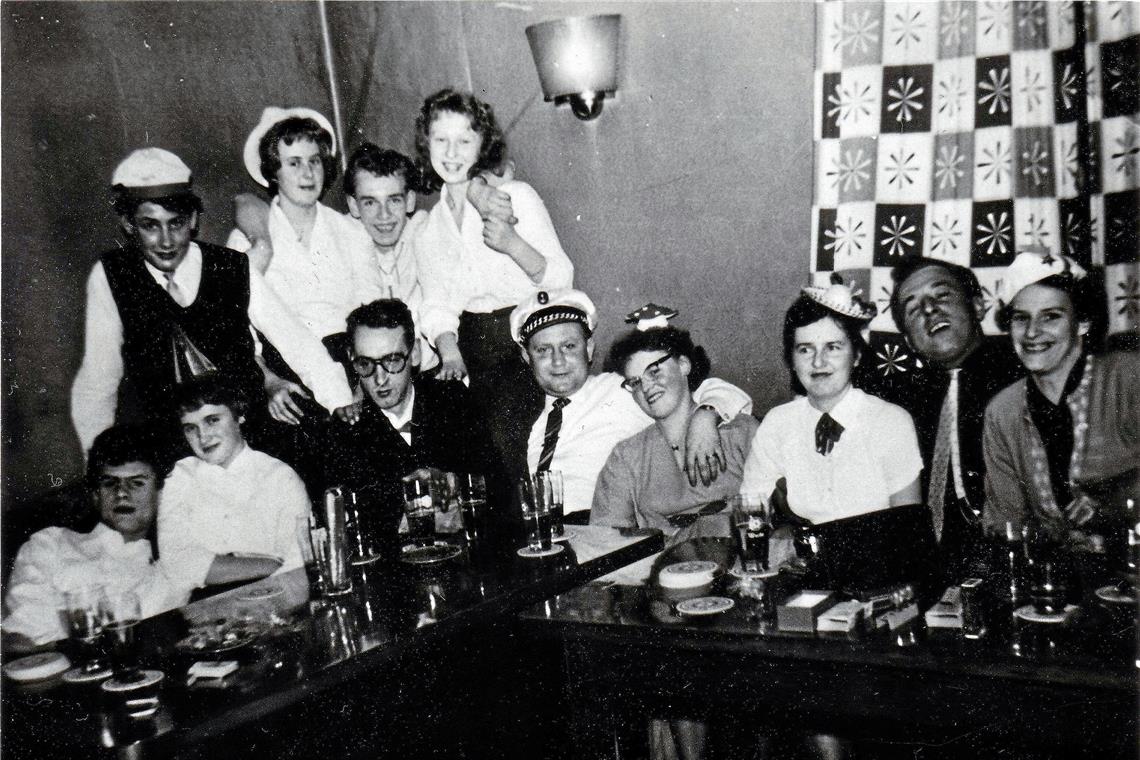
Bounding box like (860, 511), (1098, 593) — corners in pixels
(526, 14), (620, 106)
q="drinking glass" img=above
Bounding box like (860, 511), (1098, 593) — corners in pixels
(518, 478), (552, 552)
(403, 478), (436, 547)
(533, 471), (565, 539)
(100, 590), (144, 684)
(730, 493), (772, 573)
(63, 585), (110, 678)
(457, 474), (488, 542)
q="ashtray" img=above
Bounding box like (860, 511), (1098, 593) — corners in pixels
(400, 541), (462, 565)
(3, 652), (70, 683)
(517, 544), (565, 559)
(236, 584), (284, 602)
(1013, 604), (1079, 625)
(175, 621), (260, 654)
(676, 596), (735, 616)
(1095, 584), (1136, 605)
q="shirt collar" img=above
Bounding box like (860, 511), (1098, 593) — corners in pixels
(380, 385), (416, 431)
(143, 242), (201, 289)
(817, 385), (861, 429)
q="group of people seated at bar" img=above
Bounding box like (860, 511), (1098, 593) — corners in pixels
(4, 87), (1137, 656)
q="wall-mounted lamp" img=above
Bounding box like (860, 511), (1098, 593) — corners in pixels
(525, 14), (621, 121)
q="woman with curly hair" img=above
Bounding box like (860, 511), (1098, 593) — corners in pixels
(413, 88), (574, 456)
(591, 325), (759, 539)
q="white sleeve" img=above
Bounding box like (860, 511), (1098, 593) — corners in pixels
(880, 404), (924, 494)
(505, 182), (574, 289)
(245, 261), (353, 411)
(739, 416), (783, 503)
(70, 263), (124, 454)
(269, 465), (311, 572)
(691, 377), (754, 421)
(414, 214), (463, 343)
(157, 469), (217, 589)
(226, 228), (252, 253)
(2, 530), (69, 644)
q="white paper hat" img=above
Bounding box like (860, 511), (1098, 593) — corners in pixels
(242, 106), (336, 187)
(998, 250), (1088, 307)
(111, 148), (192, 198)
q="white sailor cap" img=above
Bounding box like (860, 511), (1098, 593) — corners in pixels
(110, 148), (193, 199)
(510, 288), (598, 345)
(242, 106), (337, 188)
(999, 250), (1088, 306)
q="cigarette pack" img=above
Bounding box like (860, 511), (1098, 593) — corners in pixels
(817, 600), (865, 633)
(776, 590), (838, 633)
(924, 586), (964, 629)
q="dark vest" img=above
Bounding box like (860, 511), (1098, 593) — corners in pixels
(101, 242), (261, 417)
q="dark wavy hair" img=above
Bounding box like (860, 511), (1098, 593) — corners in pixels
(995, 272), (1104, 341)
(87, 424), (167, 488)
(113, 192), (203, 222)
(259, 116), (338, 198)
(171, 373), (249, 420)
(782, 296), (869, 396)
(346, 298), (416, 350)
(888, 258), (983, 332)
(343, 143), (418, 198)
(606, 327), (711, 392)
(414, 88), (506, 194)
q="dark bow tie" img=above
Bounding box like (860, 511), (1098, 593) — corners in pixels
(815, 413), (844, 456)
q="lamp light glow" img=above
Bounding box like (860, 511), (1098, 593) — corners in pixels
(526, 14), (621, 121)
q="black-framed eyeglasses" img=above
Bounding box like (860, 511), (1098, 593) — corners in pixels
(351, 351), (410, 378)
(620, 352), (675, 394)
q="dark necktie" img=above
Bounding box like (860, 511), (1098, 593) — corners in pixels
(536, 398), (570, 472)
(814, 413), (844, 456)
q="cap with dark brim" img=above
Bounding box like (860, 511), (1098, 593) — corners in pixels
(520, 306), (590, 343)
(113, 182), (194, 200)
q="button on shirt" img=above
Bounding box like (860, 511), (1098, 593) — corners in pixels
(226, 199), (384, 340)
(381, 386), (416, 447)
(157, 445), (311, 589)
(527, 374), (754, 514)
(371, 210), (437, 371)
(3, 523), (190, 644)
(70, 243), (355, 453)
(740, 388), (923, 525)
(416, 181), (573, 342)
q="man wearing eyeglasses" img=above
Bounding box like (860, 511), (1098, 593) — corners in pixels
(312, 299), (502, 508)
(511, 289), (753, 521)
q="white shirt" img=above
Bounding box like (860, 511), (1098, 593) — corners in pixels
(740, 388), (923, 525)
(368, 210), (438, 371)
(70, 243), (355, 453)
(226, 199), (385, 340)
(416, 180), (573, 342)
(380, 385), (416, 446)
(527, 374), (754, 514)
(3, 523), (190, 645)
(157, 445), (311, 589)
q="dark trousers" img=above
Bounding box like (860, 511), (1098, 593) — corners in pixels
(458, 309), (544, 481)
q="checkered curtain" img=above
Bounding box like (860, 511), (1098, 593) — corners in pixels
(810, 1), (1139, 383)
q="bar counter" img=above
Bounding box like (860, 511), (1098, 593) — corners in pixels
(520, 539), (1138, 758)
(2, 524), (663, 759)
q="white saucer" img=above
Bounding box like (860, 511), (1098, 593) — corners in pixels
(676, 596), (735, 616)
(1013, 604), (1078, 624)
(1095, 584), (1136, 605)
(728, 561), (780, 580)
(517, 544), (565, 558)
(62, 665), (113, 683)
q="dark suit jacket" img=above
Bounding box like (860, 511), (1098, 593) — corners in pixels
(312, 376), (509, 527)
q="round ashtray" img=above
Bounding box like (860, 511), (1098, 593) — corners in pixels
(659, 561), (719, 587)
(1095, 584), (1136, 605)
(1013, 603), (1077, 624)
(400, 541), (462, 565)
(3, 652), (70, 683)
(517, 544), (566, 558)
(676, 596), (735, 616)
(236, 584), (284, 602)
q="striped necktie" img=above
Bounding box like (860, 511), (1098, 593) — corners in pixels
(536, 398), (570, 472)
(928, 369), (960, 543)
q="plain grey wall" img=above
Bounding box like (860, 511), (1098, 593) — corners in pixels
(1, 1), (815, 501)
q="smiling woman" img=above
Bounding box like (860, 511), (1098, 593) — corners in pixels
(590, 326), (757, 541)
(741, 282), (924, 526)
(983, 251), (1138, 552)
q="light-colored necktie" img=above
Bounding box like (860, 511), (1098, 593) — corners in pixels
(928, 368), (961, 543)
(164, 272), (188, 307)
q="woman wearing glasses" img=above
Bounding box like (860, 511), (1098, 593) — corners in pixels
(591, 326), (758, 539)
(739, 280), (923, 525)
